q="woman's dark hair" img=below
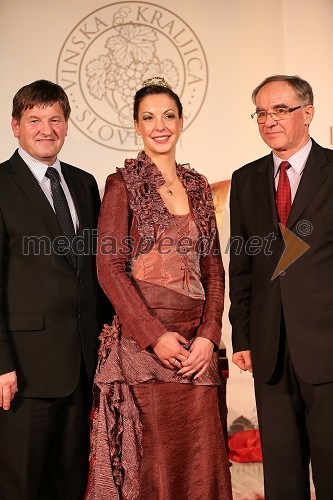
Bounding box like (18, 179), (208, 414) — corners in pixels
(133, 85), (183, 121)
(12, 79), (71, 121)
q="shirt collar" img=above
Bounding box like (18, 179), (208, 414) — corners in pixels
(273, 138), (312, 177)
(18, 147), (61, 182)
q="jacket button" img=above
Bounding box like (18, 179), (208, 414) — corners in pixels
(280, 270), (286, 277)
(76, 278), (82, 284)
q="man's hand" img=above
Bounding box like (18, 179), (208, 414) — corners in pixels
(232, 350), (253, 373)
(0, 371), (18, 410)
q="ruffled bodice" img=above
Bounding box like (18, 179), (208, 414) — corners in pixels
(118, 151), (216, 255)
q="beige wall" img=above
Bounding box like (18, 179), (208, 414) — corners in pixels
(1, 0), (332, 423)
(1, 0), (332, 185)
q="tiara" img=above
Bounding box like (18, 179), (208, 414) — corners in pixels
(141, 76), (172, 89)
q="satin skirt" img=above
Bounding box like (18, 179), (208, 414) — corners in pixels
(132, 381), (232, 500)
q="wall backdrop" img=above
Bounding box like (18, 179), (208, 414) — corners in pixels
(1, 0), (333, 431)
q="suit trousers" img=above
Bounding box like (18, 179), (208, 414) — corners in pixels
(254, 323), (333, 500)
(0, 368), (91, 500)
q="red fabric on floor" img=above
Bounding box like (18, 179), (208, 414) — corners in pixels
(228, 429), (263, 463)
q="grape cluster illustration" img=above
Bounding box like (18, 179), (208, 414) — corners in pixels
(86, 12), (179, 126)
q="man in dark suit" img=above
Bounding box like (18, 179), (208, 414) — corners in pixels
(0, 80), (108, 499)
(229, 75), (333, 499)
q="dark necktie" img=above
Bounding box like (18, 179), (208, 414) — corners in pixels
(276, 161), (291, 227)
(45, 167), (76, 267)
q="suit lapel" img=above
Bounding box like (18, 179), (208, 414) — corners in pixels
(61, 163), (84, 233)
(10, 152), (64, 239)
(61, 163), (90, 274)
(10, 152), (76, 271)
(255, 154), (279, 232)
(287, 140), (328, 230)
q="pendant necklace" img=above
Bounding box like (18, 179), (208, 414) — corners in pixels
(165, 175), (177, 196)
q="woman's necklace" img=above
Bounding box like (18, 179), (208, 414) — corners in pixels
(165, 175), (177, 196)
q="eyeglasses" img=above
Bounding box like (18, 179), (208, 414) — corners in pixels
(251, 105), (305, 124)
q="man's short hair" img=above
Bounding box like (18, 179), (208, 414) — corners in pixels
(252, 75), (314, 106)
(12, 80), (71, 121)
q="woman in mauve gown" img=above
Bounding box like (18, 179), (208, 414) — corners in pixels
(86, 77), (232, 500)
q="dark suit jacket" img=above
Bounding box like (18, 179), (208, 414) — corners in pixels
(229, 139), (333, 384)
(0, 150), (104, 397)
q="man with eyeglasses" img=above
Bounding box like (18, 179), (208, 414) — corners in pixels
(229, 74), (333, 500)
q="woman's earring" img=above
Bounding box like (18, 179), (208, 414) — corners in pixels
(136, 134), (142, 152)
(179, 131), (183, 150)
